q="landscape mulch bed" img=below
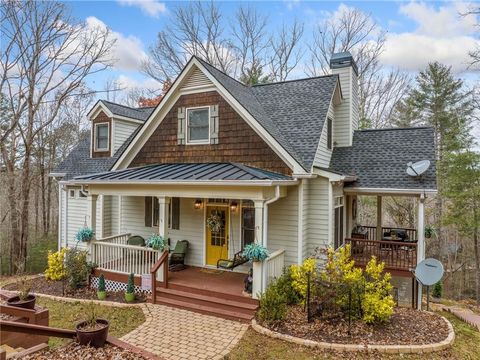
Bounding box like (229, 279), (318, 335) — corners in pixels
(22, 341), (148, 360)
(261, 305), (449, 345)
(3, 277), (146, 304)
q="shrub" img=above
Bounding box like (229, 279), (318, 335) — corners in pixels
(64, 248), (94, 290)
(75, 227), (94, 242)
(362, 256), (395, 324)
(290, 258), (316, 303)
(98, 274), (106, 292)
(321, 244), (363, 286)
(147, 234), (169, 251)
(432, 281), (443, 298)
(242, 243), (269, 262)
(45, 248), (67, 281)
(276, 267), (301, 305)
(258, 278), (287, 323)
(126, 273), (135, 294)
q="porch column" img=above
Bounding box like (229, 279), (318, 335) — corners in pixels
(417, 193), (426, 310)
(252, 200), (265, 299)
(376, 196), (383, 241)
(87, 194), (98, 235)
(158, 196), (170, 239)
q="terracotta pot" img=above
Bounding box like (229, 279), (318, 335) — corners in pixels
(124, 292), (135, 302)
(7, 294), (36, 309)
(76, 319), (109, 348)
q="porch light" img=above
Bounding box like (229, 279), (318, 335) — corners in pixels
(194, 199), (203, 210)
(230, 201), (238, 212)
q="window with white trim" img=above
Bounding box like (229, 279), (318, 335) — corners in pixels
(334, 196), (344, 249)
(95, 123), (109, 151)
(186, 107), (209, 144)
(241, 200), (255, 248)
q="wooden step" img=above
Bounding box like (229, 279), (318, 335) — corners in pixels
(154, 296), (254, 322)
(156, 287), (257, 315)
(167, 283), (258, 306)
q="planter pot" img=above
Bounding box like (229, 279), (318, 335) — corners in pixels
(97, 291), (107, 300)
(7, 294), (36, 309)
(124, 292), (135, 302)
(76, 319), (109, 348)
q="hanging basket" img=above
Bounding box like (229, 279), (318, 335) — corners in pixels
(206, 211), (223, 233)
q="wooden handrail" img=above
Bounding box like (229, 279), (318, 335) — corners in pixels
(150, 250), (169, 304)
(90, 241), (160, 252)
(0, 320), (76, 338)
(0, 304), (37, 323)
(96, 233), (131, 242)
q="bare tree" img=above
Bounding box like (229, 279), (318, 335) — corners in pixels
(0, 0), (113, 272)
(306, 6), (410, 128)
(461, 6), (480, 69)
(267, 20), (304, 82)
(143, 1), (236, 83)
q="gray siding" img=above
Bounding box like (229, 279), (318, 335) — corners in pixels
(313, 101), (335, 168)
(113, 119), (138, 153)
(331, 67), (355, 147)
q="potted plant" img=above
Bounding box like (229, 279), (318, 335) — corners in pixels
(7, 276), (36, 309)
(75, 227), (95, 243)
(97, 274), (106, 300)
(147, 234), (169, 251)
(425, 225), (436, 239)
(242, 243), (269, 262)
(76, 302), (109, 348)
(125, 273), (135, 302)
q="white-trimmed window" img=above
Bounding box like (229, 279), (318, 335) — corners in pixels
(334, 196), (344, 249)
(186, 107), (209, 144)
(94, 123), (109, 151)
(241, 200), (255, 248)
(69, 189), (76, 199)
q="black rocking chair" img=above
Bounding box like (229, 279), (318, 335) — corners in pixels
(217, 250), (248, 270)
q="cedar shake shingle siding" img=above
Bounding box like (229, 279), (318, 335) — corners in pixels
(130, 91), (292, 175)
(91, 111), (111, 158)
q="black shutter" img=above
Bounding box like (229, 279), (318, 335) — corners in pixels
(171, 197), (180, 230)
(145, 197), (152, 227)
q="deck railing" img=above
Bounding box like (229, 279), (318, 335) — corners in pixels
(360, 225), (417, 241)
(95, 233), (131, 245)
(150, 251), (169, 303)
(90, 240), (161, 275)
(345, 238), (417, 271)
(265, 248), (285, 288)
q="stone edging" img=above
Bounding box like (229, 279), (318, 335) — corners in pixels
(251, 315), (455, 354)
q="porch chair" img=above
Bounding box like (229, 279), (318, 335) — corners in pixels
(217, 250), (248, 271)
(127, 235), (146, 247)
(169, 240), (189, 272)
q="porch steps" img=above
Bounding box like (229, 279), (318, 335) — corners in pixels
(152, 286), (258, 322)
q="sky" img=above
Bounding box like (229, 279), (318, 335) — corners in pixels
(66, 0), (479, 92)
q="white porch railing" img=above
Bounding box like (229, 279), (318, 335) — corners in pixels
(265, 248), (285, 288)
(95, 233), (131, 245)
(90, 240), (162, 277)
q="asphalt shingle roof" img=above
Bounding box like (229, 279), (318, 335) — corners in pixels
(54, 128), (140, 180)
(329, 127), (437, 190)
(102, 100), (154, 122)
(196, 57), (338, 170)
(74, 162), (292, 182)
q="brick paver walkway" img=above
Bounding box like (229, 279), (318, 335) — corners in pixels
(445, 306), (480, 331)
(121, 303), (248, 360)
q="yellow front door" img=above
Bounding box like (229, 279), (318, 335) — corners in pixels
(206, 206), (229, 266)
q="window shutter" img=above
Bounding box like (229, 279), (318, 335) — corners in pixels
(145, 197), (152, 227)
(209, 104), (219, 144)
(177, 107), (186, 145)
(171, 197), (180, 230)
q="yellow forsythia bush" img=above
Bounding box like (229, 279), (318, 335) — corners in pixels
(45, 248), (67, 280)
(290, 258), (317, 303)
(362, 256), (395, 324)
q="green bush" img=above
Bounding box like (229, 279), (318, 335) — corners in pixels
(276, 267), (301, 305)
(64, 248), (94, 291)
(98, 274), (106, 292)
(126, 273), (135, 294)
(258, 279), (287, 324)
(432, 281), (443, 298)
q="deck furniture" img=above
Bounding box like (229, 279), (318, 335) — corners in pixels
(127, 235), (146, 247)
(217, 250), (248, 270)
(169, 240), (189, 271)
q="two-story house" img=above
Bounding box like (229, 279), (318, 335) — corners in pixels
(51, 52), (436, 321)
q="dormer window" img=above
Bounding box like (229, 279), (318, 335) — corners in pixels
(186, 107), (210, 144)
(94, 123), (109, 152)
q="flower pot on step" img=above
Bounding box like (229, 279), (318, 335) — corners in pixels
(76, 319), (109, 348)
(125, 292), (135, 302)
(7, 294), (36, 309)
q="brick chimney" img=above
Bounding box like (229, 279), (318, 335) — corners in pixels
(330, 52), (359, 147)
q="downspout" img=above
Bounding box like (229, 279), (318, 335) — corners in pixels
(261, 185), (281, 293)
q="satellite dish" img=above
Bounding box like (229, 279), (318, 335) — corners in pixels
(406, 160), (430, 177)
(414, 258), (444, 286)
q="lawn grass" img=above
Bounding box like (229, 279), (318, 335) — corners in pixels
(226, 311), (480, 360)
(36, 297), (146, 348)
